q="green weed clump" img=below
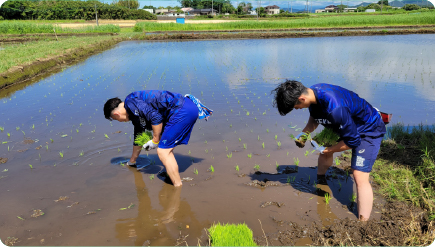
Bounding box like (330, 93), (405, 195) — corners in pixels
(134, 131), (153, 147)
(208, 222), (257, 246)
(372, 123), (435, 219)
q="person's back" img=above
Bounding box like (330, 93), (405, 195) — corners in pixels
(309, 83), (385, 146)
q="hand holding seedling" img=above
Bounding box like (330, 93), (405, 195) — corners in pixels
(310, 140), (326, 154)
(143, 140), (158, 151)
(294, 132), (307, 148)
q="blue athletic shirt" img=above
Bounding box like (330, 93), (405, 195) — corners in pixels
(308, 83), (386, 149)
(124, 90), (185, 146)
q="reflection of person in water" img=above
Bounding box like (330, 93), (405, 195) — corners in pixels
(272, 80), (386, 221)
(115, 170), (202, 245)
(104, 90), (212, 187)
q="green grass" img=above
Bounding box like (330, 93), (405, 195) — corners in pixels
(0, 35), (119, 74)
(372, 123), (435, 219)
(134, 12), (435, 32)
(0, 22), (120, 34)
(208, 222), (257, 246)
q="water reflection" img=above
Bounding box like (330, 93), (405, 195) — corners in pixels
(115, 169), (202, 245)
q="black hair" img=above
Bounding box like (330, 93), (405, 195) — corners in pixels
(104, 97), (122, 120)
(271, 80), (308, 116)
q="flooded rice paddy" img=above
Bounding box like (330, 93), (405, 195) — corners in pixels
(1, 34), (435, 246)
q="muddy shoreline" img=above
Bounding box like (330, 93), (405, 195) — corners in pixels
(1, 27), (435, 90)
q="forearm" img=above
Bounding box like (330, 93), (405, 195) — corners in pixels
(323, 140), (351, 154)
(130, 145), (142, 163)
(151, 123), (163, 143)
(302, 116), (319, 134)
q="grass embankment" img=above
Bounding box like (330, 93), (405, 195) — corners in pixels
(208, 223), (257, 246)
(315, 123), (435, 219)
(0, 22), (120, 34)
(134, 12), (435, 32)
(373, 124), (435, 219)
(0, 34), (125, 88)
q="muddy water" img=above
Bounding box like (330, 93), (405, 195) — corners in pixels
(1, 34), (435, 246)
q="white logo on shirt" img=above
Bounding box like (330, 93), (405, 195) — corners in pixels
(134, 110), (139, 116)
(359, 149), (365, 154)
(356, 156), (365, 167)
(315, 119), (332, 124)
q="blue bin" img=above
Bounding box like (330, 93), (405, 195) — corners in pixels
(176, 18), (185, 24)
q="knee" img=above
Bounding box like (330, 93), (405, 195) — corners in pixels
(157, 148), (167, 159)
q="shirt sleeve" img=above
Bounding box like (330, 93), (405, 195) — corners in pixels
(329, 107), (361, 149)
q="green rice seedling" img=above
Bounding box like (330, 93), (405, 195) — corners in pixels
(208, 222), (257, 246)
(76, 129), (79, 133)
(277, 141), (282, 149)
(313, 128), (340, 147)
(16, 127), (20, 131)
(227, 152), (232, 158)
(21, 130), (25, 136)
(194, 168), (198, 175)
(325, 193), (332, 205)
(134, 131), (152, 146)
(350, 193), (357, 203)
(7, 133), (10, 138)
(305, 150), (309, 156)
(188, 150), (191, 155)
(266, 129), (269, 133)
(205, 149), (208, 153)
(257, 135), (260, 141)
(149, 174), (155, 180)
(266, 154), (270, 157)
(246, 111), (250, 116)
(235, 165), (239, 172)
(210, 165), (215, 173)
(239, 138), (241, 142)
(204, 140), (208, 144)
(276, 161), (279, 171)
(335, 157), (340, 166)
(8, 146), (9, 151)
(59, 151), (64, 158)
(243, 143), (247, 149)
(50, 138), (54, 143)
(0, 126), (3, 132)
(61, 134), (68, 138)
(294, 157), (300, 166)
(229, 124), (232, 128)
(17, 216), (24, 221)
(118, 148), (121, 152)
(254, 117), (257, 121)
(32, 124), (35, 130)
(275, 135), (278, 140)
(247, 153), (252, 158)
(46, 145), (48, 150)
(262, 142), (265, 149)
(29, 164), (33, 169)
(225, 146), (228, 151)
(283, 128), (285, 132)
(104, 134), (110, 139)
(223, 140), (225, 143)
(338, 180), (342, 188)
(254, 164), (260, 171)
(79, 151), (84, 157)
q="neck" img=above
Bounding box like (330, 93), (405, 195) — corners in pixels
(307, 88), (317, 105)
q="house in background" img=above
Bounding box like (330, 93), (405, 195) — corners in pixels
(324, 5), (338, 12)
(188, 9), (216, 15)
(142, 9), (153, 14)
(344, 7), (357, 12)
(365, 8), (376, 12)
(265, 5), (280, 14)
(155, 9), (169, 14)
(315, 9), (325, 13)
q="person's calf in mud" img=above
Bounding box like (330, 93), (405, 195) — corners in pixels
(272, 80), (387, 221)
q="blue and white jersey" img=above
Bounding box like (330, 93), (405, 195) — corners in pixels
(308, 83), (386, 149)
(124, 90), (185, 145)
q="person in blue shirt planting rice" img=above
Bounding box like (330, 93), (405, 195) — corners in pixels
(104, 90), (212, 187)
(272, 80), (387, 221)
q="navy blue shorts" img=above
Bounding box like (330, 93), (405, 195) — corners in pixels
(158, 97), (198, 149)
(351, 135), (384, 173)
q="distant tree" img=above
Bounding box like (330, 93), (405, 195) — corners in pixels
(365, 3), (381, 10)
(280, 9), (285, 13)
(157, 6), (165, 9)
(142, 5), (156, 10)
(403, 3), (420, 10)
(221, 2), (235, 13)
(112, 0), (139, 9)
(337, 4), (348, 12)
(246, 2), (253, 11)
(256, 6), (265, 15)
(377, 0), (388, 5)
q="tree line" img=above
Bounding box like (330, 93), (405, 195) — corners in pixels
(0, 0), (157, 20)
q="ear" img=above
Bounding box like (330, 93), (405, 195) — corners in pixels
(297, 95), (306, 104)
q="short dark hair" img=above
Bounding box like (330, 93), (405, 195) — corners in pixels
(271, 80), (308, 116)
(104, 97), (122, 120)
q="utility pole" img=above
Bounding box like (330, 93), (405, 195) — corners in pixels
(212, 0), (213, 15)
(94, 3), (99, 26)
(291, 0), (292, 13)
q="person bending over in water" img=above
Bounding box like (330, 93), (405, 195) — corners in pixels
(104, 90), (212, 187)
(271, 80), (386, 221)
